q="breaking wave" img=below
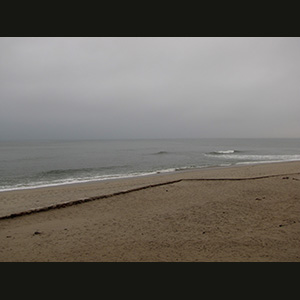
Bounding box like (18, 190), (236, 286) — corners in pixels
(207, 150), (239, 155)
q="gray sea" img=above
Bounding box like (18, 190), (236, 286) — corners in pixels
(1, 138), (300, 192)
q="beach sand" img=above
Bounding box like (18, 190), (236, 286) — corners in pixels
(0, 161), (299, 261)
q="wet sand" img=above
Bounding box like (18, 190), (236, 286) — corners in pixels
(0, 161), (299, 261)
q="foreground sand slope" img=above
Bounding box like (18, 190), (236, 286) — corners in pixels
(0, 162), (299, 261)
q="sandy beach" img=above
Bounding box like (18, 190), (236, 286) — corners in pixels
(0, 161), (299, 262)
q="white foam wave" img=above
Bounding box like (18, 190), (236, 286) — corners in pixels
(214, 150), (236, 154)
(219, 154), (300, 161)
(236, 157), (300, 165)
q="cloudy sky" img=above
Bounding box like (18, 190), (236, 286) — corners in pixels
(0, 37), (299, 140)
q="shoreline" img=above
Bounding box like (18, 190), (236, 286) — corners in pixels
(0, 160), (299, 261)
(1, 159), (300, 193)
(0, 161), (300, 220)
(1, 160), (300, 219)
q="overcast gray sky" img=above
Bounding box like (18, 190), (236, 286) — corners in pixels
(0, 37), (299, 140)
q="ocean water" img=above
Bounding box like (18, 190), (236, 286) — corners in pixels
(0, 138), (300, 192)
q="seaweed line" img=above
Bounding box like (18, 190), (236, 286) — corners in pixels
(1, 172), (299, 221)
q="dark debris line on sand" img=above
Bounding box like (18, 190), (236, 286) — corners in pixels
(0, 172), (299, 221)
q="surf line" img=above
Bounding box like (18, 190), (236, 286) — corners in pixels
(1, 172), (299, 221)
